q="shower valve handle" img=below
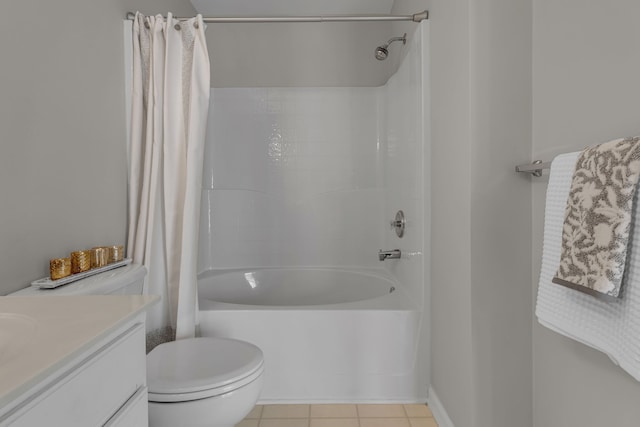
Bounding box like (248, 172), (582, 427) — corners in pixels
(389, 210), (405, 238)
(390, 219), (403, 228)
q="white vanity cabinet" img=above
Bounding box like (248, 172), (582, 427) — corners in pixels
(0, 296), (158, 427)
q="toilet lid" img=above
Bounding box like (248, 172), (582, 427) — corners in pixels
(147, 337), (264, 396)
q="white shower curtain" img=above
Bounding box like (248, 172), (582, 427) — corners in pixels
(128, 12), (210, 340)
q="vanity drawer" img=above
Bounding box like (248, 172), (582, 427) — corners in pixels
(5, 322), (146, 427)
(104, 386), (148, 427)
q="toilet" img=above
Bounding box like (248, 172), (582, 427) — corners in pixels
(147, 337), (263, 427)
(10, 264), (264, 427)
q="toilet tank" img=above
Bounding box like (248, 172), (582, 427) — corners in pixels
(9, 264), (147, 296)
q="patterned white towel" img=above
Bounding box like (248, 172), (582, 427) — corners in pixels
(552, 137), (640, 299)
(536, 152), (640, 381)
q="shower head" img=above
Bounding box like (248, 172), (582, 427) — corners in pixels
(375, 33), (407, 60)
(374, 46), (389, 61)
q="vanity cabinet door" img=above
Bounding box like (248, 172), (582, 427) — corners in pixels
(3, 322), (146, 427)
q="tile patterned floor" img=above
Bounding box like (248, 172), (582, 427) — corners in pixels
(236, 404), (439, 427)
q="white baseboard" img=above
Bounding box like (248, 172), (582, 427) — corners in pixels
(427, 386), (455, 427)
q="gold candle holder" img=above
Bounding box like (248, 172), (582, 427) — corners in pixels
(90, 247), (108, 268)
(50, 257), (71, 280)
(70, 250), (91, 274)
(107, 245), (124, 263)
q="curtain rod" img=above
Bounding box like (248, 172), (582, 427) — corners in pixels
(125, 10), (428, 23)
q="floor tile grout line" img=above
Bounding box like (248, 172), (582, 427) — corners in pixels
(247, 404), (440, 427)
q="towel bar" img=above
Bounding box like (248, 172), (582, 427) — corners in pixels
(515, 160), (551, 177)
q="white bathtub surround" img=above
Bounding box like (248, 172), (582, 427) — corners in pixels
(199, 26), (427, 278)
(127, 13), (210, 339)
(199, 87), (383, 271)
(198, 23), (429, 403)
(383, 22), (430, 401)
(198, 267), (420, 402)
(381, 23), (427, 306)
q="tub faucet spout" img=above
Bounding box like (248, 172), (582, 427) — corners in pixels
(378, 249), (401, 261)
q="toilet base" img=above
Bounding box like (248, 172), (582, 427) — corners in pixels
(148, 375), (263, 427)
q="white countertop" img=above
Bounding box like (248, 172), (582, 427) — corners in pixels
(0, 295), (158, 409)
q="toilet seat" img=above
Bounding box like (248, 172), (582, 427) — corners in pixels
(147, 337), (264, 403)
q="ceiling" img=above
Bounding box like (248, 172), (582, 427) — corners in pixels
(190, 0), (395, 17)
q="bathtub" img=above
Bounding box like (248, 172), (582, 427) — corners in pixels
(198, 267), (422, 403)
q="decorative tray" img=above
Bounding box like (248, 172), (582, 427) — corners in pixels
(31, 258), (133, 289)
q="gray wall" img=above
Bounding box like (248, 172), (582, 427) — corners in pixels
(398, 0), (640, 426)
(394, 0), (533, 426)
(9, 1), (640, 425)
(469, 0), (533, 425)
(0, 0), (195, 295)
(205, 21), (396, 87)
(532, 1), (640, 426)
